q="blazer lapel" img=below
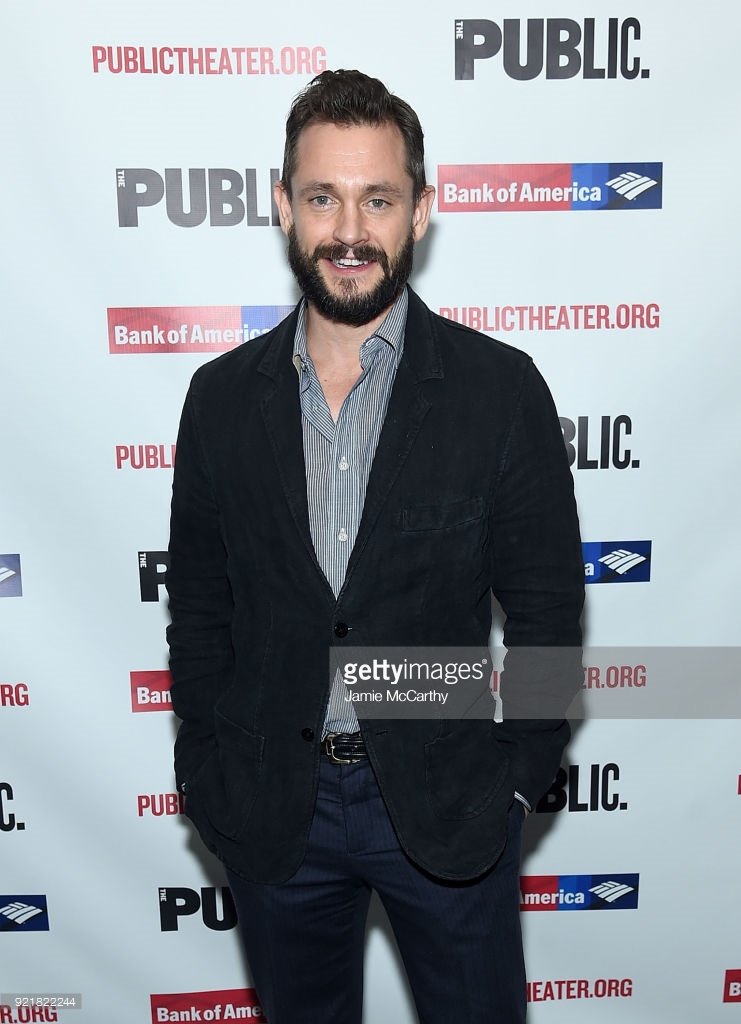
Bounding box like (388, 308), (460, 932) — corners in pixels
(256, 289), (444, 605)
(257, 308), (336, 600)
(340, 289), (444, 593)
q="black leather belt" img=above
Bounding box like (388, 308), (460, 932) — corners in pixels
(321, 731), (368, 765)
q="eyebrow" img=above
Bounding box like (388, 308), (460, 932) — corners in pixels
(297, 181), (407, 199)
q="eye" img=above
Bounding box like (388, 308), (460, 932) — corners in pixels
(367, 197), (390, 209)
(309, 194), (333, 207)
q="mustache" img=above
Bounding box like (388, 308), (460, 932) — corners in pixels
(312, 242), (390, 270)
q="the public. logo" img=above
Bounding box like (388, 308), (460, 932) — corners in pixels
(139, 550), (169, 602)
(560, 415), (640, 470)
(0, 782), (26, 832)
(138, 792), (184, 817)
(108, 305), (294, 354)
(583, 541), (652, 583)
(116, 168), (281, 228)
(536, 763), (627, 813)
(0, 896), (49, 931)
(520, 874), (639, 911)
(131, 671), (172, 712)
(159, 887), (237, 932)
(0, 554), (22, 598)
(116, 444), (176, 469)
(724, 970), (741, 1003)
(454, 17), (649, 81)
(437, 163), (662, 212)
(150, 988), (266, 1023)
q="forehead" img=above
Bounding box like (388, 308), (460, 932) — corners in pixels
(291, 121), (411, 190)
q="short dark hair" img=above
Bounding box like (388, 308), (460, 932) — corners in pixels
(281, 69), (427, 202)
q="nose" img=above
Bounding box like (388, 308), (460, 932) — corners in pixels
(332, 203), (368, 249)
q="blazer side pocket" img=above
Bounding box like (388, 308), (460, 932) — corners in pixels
(425, 723), (509, 821)
(185, 711), (265, 840)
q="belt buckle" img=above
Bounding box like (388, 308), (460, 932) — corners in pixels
(324, 733), (357, 765)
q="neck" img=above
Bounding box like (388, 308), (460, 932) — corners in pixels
(304, 299), (393, 368)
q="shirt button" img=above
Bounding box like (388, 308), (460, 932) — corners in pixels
(338, 457), (349, 471)
(301, 728), (314, 742)
(338, 528), (348, 542)
(334, 622), (349, 638)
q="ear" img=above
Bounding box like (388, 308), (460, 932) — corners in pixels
(273, 180), (294, 237)
(411, 185), (435, 242)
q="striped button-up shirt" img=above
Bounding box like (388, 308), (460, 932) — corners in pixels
(292, 288), (408, 736)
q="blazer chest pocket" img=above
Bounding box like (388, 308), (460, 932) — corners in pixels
(401, 496), (485, 533)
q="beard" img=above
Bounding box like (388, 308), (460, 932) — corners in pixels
(286, 226), (414, 327)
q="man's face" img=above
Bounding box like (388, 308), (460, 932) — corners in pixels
(274, 122), (434, 327)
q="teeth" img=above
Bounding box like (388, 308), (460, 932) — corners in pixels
(334, 258), (369, 267)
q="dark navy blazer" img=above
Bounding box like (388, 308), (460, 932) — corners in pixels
(166, 288), (584, 883)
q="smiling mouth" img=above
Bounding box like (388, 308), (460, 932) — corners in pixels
(331, 258), (371, 268)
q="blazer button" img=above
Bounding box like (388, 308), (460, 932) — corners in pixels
(334, 622), (349, 638)
(301, 728), (314, 742)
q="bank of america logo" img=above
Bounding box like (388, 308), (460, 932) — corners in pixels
(598, 549), (647, 575)
(1, 902), (42, 924)
(605, 172), (658, 201)
(520, 872), (639, 911)
(0, 896), (49, 931)
(0, 554), (22, 597)
(108, 304), (294, 354)
(724, 969), (741, 1003)
(583, 541), (651, 584)
(589, 880), (636, 904)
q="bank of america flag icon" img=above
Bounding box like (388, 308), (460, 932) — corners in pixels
(0, 554), (22, 597)
(0, 897), (50, 931)
(589, 880), (636, 904)
(605, 171), (658, 201)
(583, 540), (652, 583)
(598, 549), (647, 575)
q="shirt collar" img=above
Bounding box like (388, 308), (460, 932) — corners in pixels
(292, 287), (408, 376)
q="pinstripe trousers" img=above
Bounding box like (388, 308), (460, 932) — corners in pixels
(226, 756), (527, 1023)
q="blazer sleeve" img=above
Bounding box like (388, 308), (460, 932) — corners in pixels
(166, 380), (235, 788)
(489, 358), (585, 807)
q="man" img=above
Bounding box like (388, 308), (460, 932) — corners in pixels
(166, 69), (584, 1023)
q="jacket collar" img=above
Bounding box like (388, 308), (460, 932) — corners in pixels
(256, 286), (443, 385)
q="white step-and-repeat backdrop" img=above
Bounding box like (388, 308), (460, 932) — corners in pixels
(2, 1), (740, 1021)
